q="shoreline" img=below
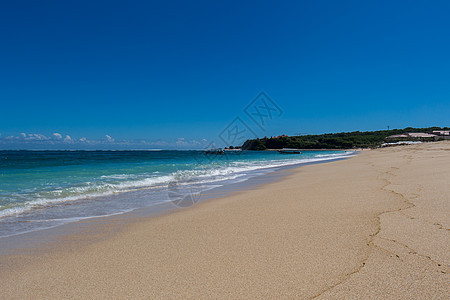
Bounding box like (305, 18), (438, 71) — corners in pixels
(0, 161), (296, 255)
(0, 142), (448, 298)
(264, 148), (362, 151)
(0, 152), (355, 243)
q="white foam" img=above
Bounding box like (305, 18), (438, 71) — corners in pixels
(0, 151), (355, 219)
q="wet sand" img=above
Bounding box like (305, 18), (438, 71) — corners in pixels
(0, 142), (448, 299)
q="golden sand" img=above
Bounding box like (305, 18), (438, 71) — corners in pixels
(0, 142), (449, 299)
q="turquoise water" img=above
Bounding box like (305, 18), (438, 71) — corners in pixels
(0, 150), (354, 237)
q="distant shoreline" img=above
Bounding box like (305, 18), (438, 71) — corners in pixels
(263, 148), (359, 151)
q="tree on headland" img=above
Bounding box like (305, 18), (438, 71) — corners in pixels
(240, 126), (449, 150)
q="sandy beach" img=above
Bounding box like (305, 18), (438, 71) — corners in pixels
(0, 142), (449, 299)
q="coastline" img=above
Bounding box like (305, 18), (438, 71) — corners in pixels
(0, 151), (358, 241)
(0, 142), (448, 298)
(0, 150), (353, 239)
(0, 159), (301, 255)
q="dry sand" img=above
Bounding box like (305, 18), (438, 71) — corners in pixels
(0, 142), (449, 299)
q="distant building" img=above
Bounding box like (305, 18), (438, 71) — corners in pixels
(432, 130), (450, 136)
(407, 133), (437, 139)
(386, 132), (438, 142)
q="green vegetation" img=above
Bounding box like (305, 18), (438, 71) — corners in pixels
(241, 127), (449, 150)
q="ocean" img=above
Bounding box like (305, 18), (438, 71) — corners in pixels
(0, 150), (354, 238)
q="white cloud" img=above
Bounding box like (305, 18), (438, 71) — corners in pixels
(24, 133), (49, 140)
(176, 137), (187, 146)
(190, 139), (203, 146)
(0, 132), (210, 150)
(150, 140), (169, 146)
(52, 133), (62, 140)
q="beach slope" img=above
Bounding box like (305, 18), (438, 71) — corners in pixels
(0, 142), (449, 298)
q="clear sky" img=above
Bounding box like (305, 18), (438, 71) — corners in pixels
(1, 0), (449, 149)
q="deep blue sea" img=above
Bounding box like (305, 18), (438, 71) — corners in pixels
(0, 150), (355, 238)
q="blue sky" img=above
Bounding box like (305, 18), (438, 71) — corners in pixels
(1, 0), (449, 149)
